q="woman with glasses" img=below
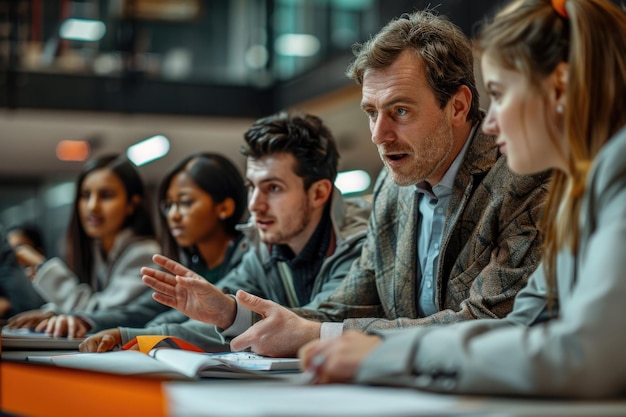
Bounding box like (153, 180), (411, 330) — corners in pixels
(156, 152), (248, 288)
(7, 154), (159, 329)
(141, 152), (249, 326)
(36, 152), (249, 340)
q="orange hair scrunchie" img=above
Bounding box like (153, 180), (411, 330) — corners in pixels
(552, 0), (569, 18)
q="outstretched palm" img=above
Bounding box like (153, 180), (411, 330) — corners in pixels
(142, 254), (236, 328)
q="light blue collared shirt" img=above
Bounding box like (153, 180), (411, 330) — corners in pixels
(415, 126), (476, 317)
(318, 126), (478, 339)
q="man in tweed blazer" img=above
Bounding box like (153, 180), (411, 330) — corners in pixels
(293, 127), (548, 331)
(145, 10), (550, 357)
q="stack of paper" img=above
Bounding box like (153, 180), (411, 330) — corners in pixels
(27, 349), (301, 380)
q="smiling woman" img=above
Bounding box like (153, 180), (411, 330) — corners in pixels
(6, 154), (160, 330)
(39, 152), (251, 346)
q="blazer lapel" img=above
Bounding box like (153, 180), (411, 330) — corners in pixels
(437, 128), (498, 309)
(391, 184), (420, 318)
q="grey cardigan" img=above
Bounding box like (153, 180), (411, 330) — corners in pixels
(357, 125), (626, 398)
(33, 229), (160, 313)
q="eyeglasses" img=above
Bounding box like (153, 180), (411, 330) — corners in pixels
(159, 199), (195, 216)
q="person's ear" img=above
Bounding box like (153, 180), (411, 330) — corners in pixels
(449, 85), (472, 127)
(552, 62), (568, 112)
(217, 198), (235, 220)
(126, 194), (141, 216)
(309, 179), (333, 209)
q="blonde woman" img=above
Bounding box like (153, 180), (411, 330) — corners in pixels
(301, 0), (626, 398)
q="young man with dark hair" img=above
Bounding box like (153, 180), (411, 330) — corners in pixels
(80, 112), (371, 351)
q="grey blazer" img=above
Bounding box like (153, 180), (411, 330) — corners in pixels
(357, 125), (626, 398)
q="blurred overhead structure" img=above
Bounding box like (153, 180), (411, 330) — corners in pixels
(1, 0), (511, 254)
(0, 0), (504, 118)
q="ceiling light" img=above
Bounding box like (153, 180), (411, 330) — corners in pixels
(56, 140), (90, 161)
(335, 170), (371, 195)
(127, 135), (170, 166)
(274, 34), (320, 57)
(60, 18), (106, 42)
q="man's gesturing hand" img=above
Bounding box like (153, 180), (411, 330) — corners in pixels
(141, 254), (236, 329)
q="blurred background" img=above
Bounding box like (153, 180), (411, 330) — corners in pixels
(0, 0), (505, 256)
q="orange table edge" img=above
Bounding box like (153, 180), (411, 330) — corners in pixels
(1, 360), (167, 417)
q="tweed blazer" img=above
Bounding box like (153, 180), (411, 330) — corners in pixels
(295, 126), (550, 330)
(357, 125), (626, 398)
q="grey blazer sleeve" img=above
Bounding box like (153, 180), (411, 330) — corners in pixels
(145, 308), (189, 327)
(80, 290), (171, 332)
(119, 319), (229, 352)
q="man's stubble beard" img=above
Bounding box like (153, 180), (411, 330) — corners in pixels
(383, 117), (454, 187)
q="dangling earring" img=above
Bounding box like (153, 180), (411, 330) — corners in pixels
(556, 104), (564, 114)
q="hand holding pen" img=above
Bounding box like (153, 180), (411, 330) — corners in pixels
(298, 330), (382, 384)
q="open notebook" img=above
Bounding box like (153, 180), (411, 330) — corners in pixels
(27, 349), (302, 380)
(2, 327), (84, 350)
